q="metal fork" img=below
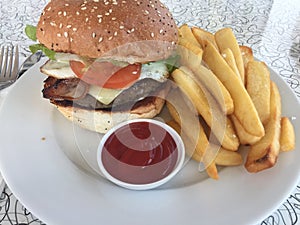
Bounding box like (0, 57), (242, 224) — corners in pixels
(0, 45), (19, 91)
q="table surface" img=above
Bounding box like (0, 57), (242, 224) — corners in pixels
(0, 0), (299, 224)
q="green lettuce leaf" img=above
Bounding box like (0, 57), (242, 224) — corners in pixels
(25, 24), (56, 60)
(29, 44), (56, 60)
(25, 25), (37, 41)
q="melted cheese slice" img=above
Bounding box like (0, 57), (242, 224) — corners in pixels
(88, 85), (123, 105)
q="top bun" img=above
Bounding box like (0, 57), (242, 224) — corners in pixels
(36, 0), (178, 62)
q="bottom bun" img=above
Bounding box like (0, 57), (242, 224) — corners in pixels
(54, 96), (166, 133)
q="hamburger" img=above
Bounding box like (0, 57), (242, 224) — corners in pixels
(32, 0), (178, 133)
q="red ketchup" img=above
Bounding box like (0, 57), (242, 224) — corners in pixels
(101, 121), (178, 184)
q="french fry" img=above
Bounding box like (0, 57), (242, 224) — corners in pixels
(215, 28), (245, 84)
(245, 82), (281, 173)
(215, 147), (243, 166)
(166, 114), (219, 179)
(280, 117), (295, 152)
(180, 65), (234, 115)
(171, 67), (239, 151)
(167, 119), (219, 180)
(179, 24), (203, 48)
(221, 48), (242, 83)
(202, 42), (264, 137)
(246, 61), (271, 124)
(177, 41), (203, 69)
(177, 26), (233, 115)
(239, 45), (254, 69)
(231, 115), (262, 145)
(191, 27), (219, 50)
(171, 68), (211, 124)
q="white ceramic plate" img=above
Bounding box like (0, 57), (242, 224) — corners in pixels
(0, 60), (299, 225)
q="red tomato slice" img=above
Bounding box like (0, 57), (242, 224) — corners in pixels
(69, 60), (141, 89)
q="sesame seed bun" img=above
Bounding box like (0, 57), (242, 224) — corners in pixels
(36, 0), (178, 62)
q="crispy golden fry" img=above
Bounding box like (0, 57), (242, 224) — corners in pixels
(191, 27), (219, 50)
(280, 117), (295, 152)
(239, 45), (254, 69)
(177, 41), (203, 68)
(166, 119), (219, 180)
(246, 61), (271, 124)
(215, 28), (245, 84)
(178, 25), (233, 115)
(171, 68), (210, 123)
(180, 65), (234, 115)
(231, 115), (262, 145)
(215, 147), (243, 166)
(171, 67), (239, 151)
(179, 24), (203, 48)
(245, 82), (281, 173)
(221, 48), (242, 83)
(202, 42), (264, 137)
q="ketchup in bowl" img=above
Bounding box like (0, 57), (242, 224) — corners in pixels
(97, 119), (185, 190)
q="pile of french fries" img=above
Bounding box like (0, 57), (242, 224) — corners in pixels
(166, 24), (296, 179)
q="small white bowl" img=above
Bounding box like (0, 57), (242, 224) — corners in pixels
(97, 118), (185, 190)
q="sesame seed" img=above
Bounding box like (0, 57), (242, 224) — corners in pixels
(114, 31), (118, 36)
(57, 33), (62, 37)
(159, 29), (163, 34)
(98, 37), (103, 43)
(93, 0), (99, 2)
(98, 18), (102, 23)
(65, 3), (69, 6)
(112, 17), (116, 20)
(108, 36), (113, 41)
(131, 28), (135, 32)
(92, 32), (96, 38)
(64, 32), (68, 38)
(105, 2), (109, 5)
(81, 6), (87, 10)
(144, 10), (149, 15)
(76, 11), (80, 15)
(70, 38), (73, 42)
(66, 25), (72, 28)
(93, 6), (98, 9)
(73, 28), (77, 32)
(132, 71), (138, 75)
(47, 6), (52, 11)
(109, 9), (113, 13)
(105, 12), (110, 16)
(59, 23), (63, 28)
(97, 14), (103, 18)
(50, 21), (56, 26)
(85, 17), (89, 22)
(119, 25), (124, 29)
(63, 11), (67, 16)
(151, 32), (155, 37)
(58, 11), (62, 15)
